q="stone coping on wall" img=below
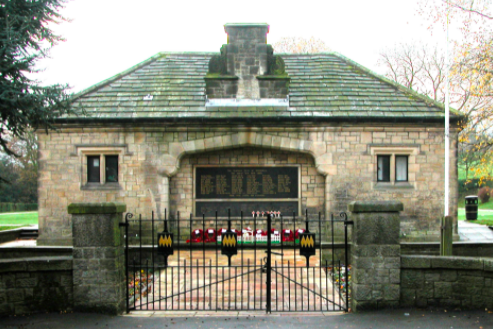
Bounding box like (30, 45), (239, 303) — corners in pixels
(0, 256), (73, 273)
(401, 255), (493, 271)
(0, 246), (73, 259)
(348, 201), (404, 213)
(67, 202), (126, 214)
(0, 228), (22, 244)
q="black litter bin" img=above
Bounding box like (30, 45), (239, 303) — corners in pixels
(465, 195), (479, 220)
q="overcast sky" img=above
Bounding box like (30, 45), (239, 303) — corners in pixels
(37, 0), (449, 93)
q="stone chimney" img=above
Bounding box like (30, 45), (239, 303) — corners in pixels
(205, 23), (289, 101)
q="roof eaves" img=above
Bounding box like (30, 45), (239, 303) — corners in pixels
(331, 52), (463, 118)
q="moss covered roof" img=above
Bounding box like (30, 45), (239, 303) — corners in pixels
(64, 52), (462, 123)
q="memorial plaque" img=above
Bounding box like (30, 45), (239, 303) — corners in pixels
(195, 201), (299, 217)
(195, 167), (298, 199)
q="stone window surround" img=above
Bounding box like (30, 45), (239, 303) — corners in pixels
(78, 147), (123, 190)
(370, 146), (419, 190)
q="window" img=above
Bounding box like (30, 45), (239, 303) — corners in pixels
(377, 155), (391, 182)
(377, 154), (408, 183)
(86, 155), (119, 183)
(371, 146), (417, 189)
(395, 155), (408, 182)
(105, 155), (119, 183)
(81, 152), (121, 190)
(87, 156), (101, 182)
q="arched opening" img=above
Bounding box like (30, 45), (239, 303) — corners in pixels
(169, 147), (325, 219)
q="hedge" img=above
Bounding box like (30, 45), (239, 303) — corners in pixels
(0, 203), (38, 213)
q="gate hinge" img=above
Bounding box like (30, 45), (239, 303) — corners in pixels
(119, 222), (129, 227)
(344, 220), (354, 225)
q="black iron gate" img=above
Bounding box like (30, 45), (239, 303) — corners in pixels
(122, 210), (352, 313)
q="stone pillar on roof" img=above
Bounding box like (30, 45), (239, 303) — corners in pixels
(223, 23), (270, 99)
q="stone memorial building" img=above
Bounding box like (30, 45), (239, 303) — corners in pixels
(37, 23), (461, 246)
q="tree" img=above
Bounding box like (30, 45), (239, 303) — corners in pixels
(379, 1), (493, 182)
(0, 0), (76, 182)
(0, 129), (38, 203)
(379, 42), (493, 123)
(272, 37), (331, 54)
(379, 41), (493, 181)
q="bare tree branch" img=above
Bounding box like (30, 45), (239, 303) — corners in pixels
(442, 0), (493, 19)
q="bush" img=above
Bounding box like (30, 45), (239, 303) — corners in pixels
(458, 178), (493, 194)
(478, 187), (491, 203)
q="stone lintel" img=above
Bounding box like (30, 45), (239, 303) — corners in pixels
(348, 201), (403, 213)
(68, 202), (127, 214)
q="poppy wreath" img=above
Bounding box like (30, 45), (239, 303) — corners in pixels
(204, 228), (216, 243)
(270, 228), (280, 236)
(282, 229), (294, 242)
(255, 229), (267, 236)
(187, 228), (203, 243)
(295, 228), (306, 239)
(241, 228), (253, 236)
(230, 228), (241, 236)
(217, 228), (228, 237)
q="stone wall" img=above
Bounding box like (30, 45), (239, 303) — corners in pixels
(0, 257), (73, 316)
(401, 255), (493, 309)
(0, 247), (72, 259)
(401, 242), (493, 257)
(204, 78), (238, 99)
(37, 124), (458, 245)
(258, 78), (290, 98)
(0, 228), (21, 244)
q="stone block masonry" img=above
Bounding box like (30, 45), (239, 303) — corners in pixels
(349, 200), (403, 311)
(401, 255), (493, 309)
(69, 202), (126, 315)
(0, 257), (73, 316)
(37, 124), (458, 246)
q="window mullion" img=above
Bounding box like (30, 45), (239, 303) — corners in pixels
(390, 154), (395, 185)
(101, 155), (105, 185)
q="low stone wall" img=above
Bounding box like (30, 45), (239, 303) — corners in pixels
(0, 256), (73, 316)
(401, 242), (493, 257)
(401, 255), (493, 309)
(0, 246), (72, 259)
(0, 228), (21, 244)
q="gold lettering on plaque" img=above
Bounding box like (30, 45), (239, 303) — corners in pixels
(216, 175), (228, 194)
(201, 175), (214, 195)
(262, 175), (276, 195)
(231, 171), (243, 195)
(278, 175), (291, 193)
(246, 172), (260, 195)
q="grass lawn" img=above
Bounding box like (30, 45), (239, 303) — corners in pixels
(458, 208), (493, 226)
(0, 211), (38, 226)
(0, 226), (20, 232)
(478, 200), (493, 210)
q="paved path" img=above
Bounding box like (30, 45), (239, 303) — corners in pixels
(458, 220), (493, 242)
(1, 309), (492, 329)
(130, 250), (343, 312)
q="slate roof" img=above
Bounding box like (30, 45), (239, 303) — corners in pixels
(63, 52), (462, 123)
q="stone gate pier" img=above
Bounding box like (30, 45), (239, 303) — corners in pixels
(349, 201), (403, 311)
(68, 202), (127, 315)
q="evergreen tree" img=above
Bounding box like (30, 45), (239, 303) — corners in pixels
(0, 0), (74, 182)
